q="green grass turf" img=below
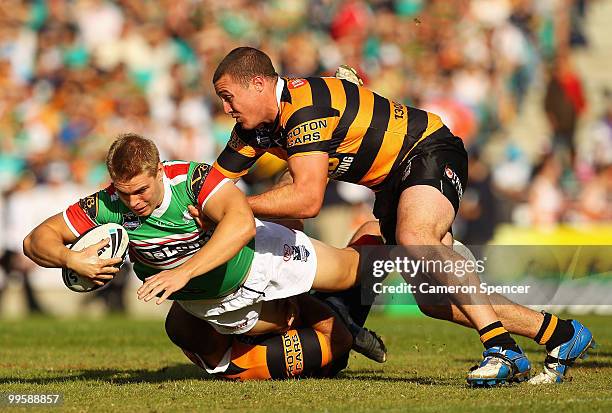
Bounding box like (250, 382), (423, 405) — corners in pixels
(1, 313), (610, 412)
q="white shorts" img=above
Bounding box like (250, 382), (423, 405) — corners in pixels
(177, 219), (318, 334)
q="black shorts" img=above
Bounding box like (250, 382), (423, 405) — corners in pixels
(372, 126), (468, 244)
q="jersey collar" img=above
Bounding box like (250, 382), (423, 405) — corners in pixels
(151, 170), (172, 218)
(275, 77), (285, 109)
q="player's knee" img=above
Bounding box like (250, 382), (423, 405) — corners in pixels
(417, 303), (452, 321)
(164, 302), (201, 349)
(396, 228), (433, 247)
(164, 303), (185, 346)
(319, 315), (352, 358)
(349, 220), (381, 245)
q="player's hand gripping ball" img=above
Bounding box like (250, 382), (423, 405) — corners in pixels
(62, 223), (129, 292)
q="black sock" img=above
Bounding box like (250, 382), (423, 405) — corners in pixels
(534, 312), (574, 352)
(479, 321), (519, 352)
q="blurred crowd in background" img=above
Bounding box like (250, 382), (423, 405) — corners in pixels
(0, 0), (610, 314)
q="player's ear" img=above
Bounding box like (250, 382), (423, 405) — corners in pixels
(252, 76), (265, 92)
(157, 162), (163, 180)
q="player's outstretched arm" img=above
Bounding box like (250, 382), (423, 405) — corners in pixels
(247, 153), (328, 219)
(138, 182), (256, 304)
(23, 213), (121, 286)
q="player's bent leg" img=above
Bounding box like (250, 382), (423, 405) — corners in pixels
(396, 185), (500, 326)
(165, 302), (232, 370)
(309, 237), (360, 292)
(415, 241), (543, 336)
(219, 326), (341, 380)
(175, 294), (353, 380)
(220, 294), (353, 380)
(310, 227), (388, 364)
(424, 241), (595, 384)
(245, 298), (298, 335)
(396, 185), (530, 386)
(347, 220), (384, 245)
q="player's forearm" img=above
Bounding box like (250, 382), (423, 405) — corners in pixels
(23, 224), (73, 269)
(179, 210), (256, 279)
(248, 183), (322, 219)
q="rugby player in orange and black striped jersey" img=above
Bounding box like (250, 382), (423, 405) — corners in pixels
(215, 74), (447, 191)
(209, 47), (534, 386)
(166, 293), (351, 381)
(212, 49), (467, 244)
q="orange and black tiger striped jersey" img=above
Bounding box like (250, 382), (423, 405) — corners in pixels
(213, 77), (449, 189)
(183, 328), (332, 380)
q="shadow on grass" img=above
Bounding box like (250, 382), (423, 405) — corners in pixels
(590, 350), (612, 358)
(0, 363), (217, 385)
(2, 365), (461, 386)
(579, 360), (612, 368)
(341, 370), (457, 386)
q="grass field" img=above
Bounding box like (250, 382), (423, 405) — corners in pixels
(1, 313), (611, 412)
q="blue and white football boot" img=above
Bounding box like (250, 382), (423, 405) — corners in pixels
(529, 320), (596, 384)
(467, 346), (531, 387)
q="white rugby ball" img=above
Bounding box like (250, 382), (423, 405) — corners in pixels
(62, 223), (129, 292)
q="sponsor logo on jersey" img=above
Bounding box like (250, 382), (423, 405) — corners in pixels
(328, 154), (354, 178)
(444, 165), (463, 201)
(283, 244), (310, 262)
(131, 230), (213, 269)
(122, 212), (142, 230)
(286, 119), (328, 148)
(287, 78), (306, 89)
(282, 330), (304, 377)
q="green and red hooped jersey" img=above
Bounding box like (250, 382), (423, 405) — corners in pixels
(63, 161), (255, 300)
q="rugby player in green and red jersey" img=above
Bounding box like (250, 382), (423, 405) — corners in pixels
(23, 133), (386, 380)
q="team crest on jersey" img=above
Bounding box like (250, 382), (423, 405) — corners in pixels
(288, 78), (306, 89)
(283, 244), (310, 262)
(122, 212), (142, 230)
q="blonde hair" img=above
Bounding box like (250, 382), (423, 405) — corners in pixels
(106, 133), (160, 182)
